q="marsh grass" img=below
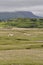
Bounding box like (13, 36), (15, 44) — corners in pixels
(0, 28), (43, 65)
(0, 28), (43, 49)
(0, 49), (43, 65)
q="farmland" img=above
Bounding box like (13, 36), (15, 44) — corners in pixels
(0, 28), (43, 65)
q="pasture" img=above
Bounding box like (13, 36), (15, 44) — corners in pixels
(0, 28), (43, 65)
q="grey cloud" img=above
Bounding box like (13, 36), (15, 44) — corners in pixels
(0, 0), (43, 7)
(0, 0), (43, 13)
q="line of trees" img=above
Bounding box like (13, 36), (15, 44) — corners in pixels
(0, 18), (43, 28)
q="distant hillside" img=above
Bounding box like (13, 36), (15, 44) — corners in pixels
(0, 11), (42, 20)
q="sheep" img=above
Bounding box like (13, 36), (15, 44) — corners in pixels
(24, 33), (31, 36)
(8, 33), (14, 37)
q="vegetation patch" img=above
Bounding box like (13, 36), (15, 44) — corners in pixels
(0, 18), (43, 28)
(16, 38), (29, 41)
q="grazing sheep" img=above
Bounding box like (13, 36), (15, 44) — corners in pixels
(24, 33), (31, 36)
(8, 33), (14, 37)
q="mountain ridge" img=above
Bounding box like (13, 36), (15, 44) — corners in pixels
(0, 11), (42, 20)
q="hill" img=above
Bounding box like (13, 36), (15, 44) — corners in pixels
(0, 11), (42, 20)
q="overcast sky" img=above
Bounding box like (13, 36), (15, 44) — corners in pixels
(0, 0), (43, 16)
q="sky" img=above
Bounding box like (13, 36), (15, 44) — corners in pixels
(0, 0), (43, 16)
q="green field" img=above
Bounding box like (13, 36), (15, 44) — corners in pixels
(0, 28), (43, 65)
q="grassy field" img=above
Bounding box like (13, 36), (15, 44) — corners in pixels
(0, 28), (43, 65)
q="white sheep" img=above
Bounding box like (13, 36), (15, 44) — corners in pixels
(8, 33), (14, 37)
(24, 33), (31, 36)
